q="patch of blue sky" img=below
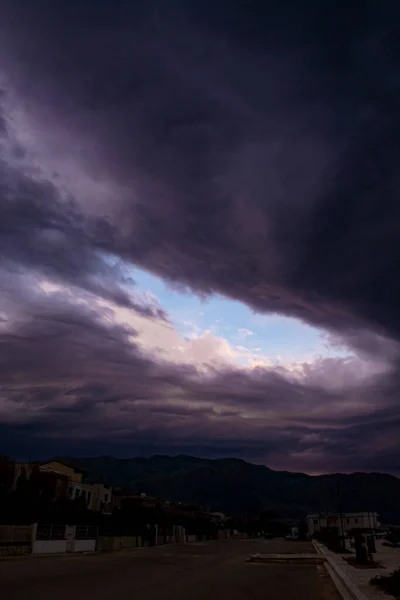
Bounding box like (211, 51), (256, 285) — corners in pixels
(128, 265), (350, 362)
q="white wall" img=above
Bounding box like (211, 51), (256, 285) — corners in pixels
(68, 482), (95, 509)
(33, 540), (66, 554)
(307, 518), (316, 536)
(91, 484), (113, 512)
(308, 512), (379, 537)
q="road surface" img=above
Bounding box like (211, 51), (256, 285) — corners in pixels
(0, 539), (341, 600)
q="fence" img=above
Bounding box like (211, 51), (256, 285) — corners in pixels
(75, 525), (98, 540)
(0, 525), (33, 557)
(0, 525), (32, 543)
(1, 522), (236, 556)
(97, 535), (143, 552)
(74, 525), (98, 553)
(32, 524), (98, 554)
(35, 524), (66, 541)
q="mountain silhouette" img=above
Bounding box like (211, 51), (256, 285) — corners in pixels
(58, 455), (400, 524)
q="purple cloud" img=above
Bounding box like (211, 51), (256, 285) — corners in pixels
(0, 1), (400, 473)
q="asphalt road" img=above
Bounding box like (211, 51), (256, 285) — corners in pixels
(0, 539), (341, 600)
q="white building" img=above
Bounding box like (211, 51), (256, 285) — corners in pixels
(91, 483), (112, 514)
(210, 512), (228, 523)
(38, 460), (112, 513)
(67, 480), (96, 509)
(307, 512), (379, 537)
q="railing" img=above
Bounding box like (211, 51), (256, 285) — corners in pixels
(34, 524), (98, 541)
(75, 525), (98, 540)
(0, 525), (32, 543)
(36, 524), (66, 541)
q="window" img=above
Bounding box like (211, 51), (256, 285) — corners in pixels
(75, 489), (81, 497)
(87, 492), (91, 505)
(104, 494), (108, 503)
(68, 487), (73, 497)
(313, 520), (318, 525)
(346, 519), (350, 524)
(355, 519), (359, 524)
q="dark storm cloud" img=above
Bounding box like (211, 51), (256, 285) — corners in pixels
(1, 0), (400, 472)
(2, 0), (400, 341)
(1, 84), (166, 319)
(2, 1), (400, 342)
(0, 148), (166, 319)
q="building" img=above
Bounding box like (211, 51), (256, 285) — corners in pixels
(40, 460), (112, 512)
(91, 483), (112, 514)
(112, 491), (159, 510)
(210, 512), (228, 525)
(10, 462), (70, 501)
(39, 461), (92, 508)
(66, 480), (96, 509)
(40, 461), (87, 483)
(307, 512), (380, 537)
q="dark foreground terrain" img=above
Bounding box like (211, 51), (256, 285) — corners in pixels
(0, 539), (341, 600)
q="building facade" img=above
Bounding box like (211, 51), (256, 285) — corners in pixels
(40, 461), (86, 483)
(112, 491), (158, 510)
(91, 483), (112, 514)
(307, 512), (379, 537)
(40, 461), (112, 512)
(67, 480), (96, 509)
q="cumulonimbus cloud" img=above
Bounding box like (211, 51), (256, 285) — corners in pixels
(0, 0), (400, 473)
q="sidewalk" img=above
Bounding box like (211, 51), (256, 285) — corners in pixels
(314, 540), (400, 600)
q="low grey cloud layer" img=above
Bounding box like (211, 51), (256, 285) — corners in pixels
(1, 0), (400, 473)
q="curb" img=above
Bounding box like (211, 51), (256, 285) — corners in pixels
(247, 553), (325, 565)
(323, 559), (354, 600)
(0, 551), (99, 562)
(312, 541), (371, 600)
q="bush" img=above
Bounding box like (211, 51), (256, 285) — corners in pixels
(370, 567), (400, 597)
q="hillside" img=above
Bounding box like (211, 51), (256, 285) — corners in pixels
(59, 455), (400, 524)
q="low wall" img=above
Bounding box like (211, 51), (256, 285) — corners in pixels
(156, 535), (178, 545)
(33, 540), (67, 554)
(97, 536), (142, 553)
(231, 532), (249, 540)
(97, 536), (113, 552)
(0, 544), (31, 557)
(74, 540), (96, 553)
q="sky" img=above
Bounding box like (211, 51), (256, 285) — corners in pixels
(1, 0), (400, 475)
